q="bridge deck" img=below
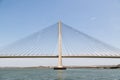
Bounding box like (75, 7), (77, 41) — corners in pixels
(0, 56), (120, 58)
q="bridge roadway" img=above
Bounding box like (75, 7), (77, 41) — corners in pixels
(0, 56), (120, 58)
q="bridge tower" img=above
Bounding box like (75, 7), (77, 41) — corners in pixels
(54, 21), (66, 70)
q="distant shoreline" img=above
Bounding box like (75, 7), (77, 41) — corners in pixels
(0, 65), (120, 69)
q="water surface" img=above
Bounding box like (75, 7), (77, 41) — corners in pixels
(0, 68), (120, 80)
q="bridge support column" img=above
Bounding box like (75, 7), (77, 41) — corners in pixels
(54, 21), (66, 70)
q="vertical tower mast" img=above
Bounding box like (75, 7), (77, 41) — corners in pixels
(58, 21), (63, 67)
(54, 21), (66, 70)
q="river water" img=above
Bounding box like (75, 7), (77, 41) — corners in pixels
(0, 68), (120, 80)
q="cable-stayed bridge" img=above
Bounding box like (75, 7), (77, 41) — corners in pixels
(0, 21), (120, 69)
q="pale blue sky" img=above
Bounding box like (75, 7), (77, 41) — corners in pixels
(0, 0), (120, 67)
